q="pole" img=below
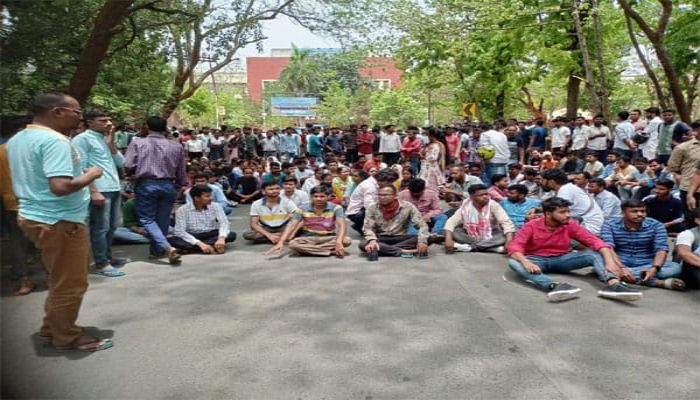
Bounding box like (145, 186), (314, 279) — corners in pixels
(208, 59), (220, 127)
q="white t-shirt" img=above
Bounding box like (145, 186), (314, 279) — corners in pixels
(571, 126), (589, 151)
(281, 189), (310, 208)
(556, 183), (604, 234)
(587, 125), (611, 150)
(379, 132), (402, 153)
(479, 130), (510, 164)
(185, 139), (203, 153)
(550, 126), (571, 149)
(676, 229), (700, 254)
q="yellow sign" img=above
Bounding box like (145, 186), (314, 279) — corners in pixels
(460, 102), (476, 117)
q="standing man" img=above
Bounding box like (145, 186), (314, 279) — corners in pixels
(72, 109), (127, 277)
(480, 123), (511, 186)
(586, 114), (611, 161)
(640, 107), (663, 161)
(379, 124), (402, 166)
(8, 92), (112, 351)
(656, 109), (691, 163)
(570, 116), (589, 157)
(279, 127), (300, 162)
(550, 117), (571, 153)
(343, 126), (359, 163)
(613, 111), (637, 159)
(124, 116), (186, 264)
(261, 130), (280, 159)
(667, 120), (700, 226)
(357, 125), (376, 159)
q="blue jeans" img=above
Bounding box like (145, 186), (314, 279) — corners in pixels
(135, 180), (177, 254)
(507, 250), (616, 290)
(113, 227), (151, 244)
(88, 191), (121, 267)
(408, 213), (448, 235)
(483, 162), (507, 187)
(618, 257), (681, 287)
(409, 157), (421, 176)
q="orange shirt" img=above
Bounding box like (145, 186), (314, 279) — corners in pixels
(0, 144), (19, 211)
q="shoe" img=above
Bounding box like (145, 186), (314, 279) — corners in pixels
(598, 282), (642, 301)
(110, 257), (131, 267)
(228, 200), (239, 207)
(368, 250), (379, 261)
(453, 243), (472, 252)
(492, 245), (505, 254)
(546, 283), (581, 302)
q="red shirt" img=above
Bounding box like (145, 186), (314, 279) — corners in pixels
(363, 159), (382, 172)
(506, 217), (609, 257)
(401, 137), (422, 158)
(357, 132), (375, 154)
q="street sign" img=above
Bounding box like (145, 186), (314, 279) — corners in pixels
(271, 97), (318, 117)
(460, 102), (476, 117)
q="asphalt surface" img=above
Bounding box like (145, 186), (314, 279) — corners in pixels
(1, 207), (699, 399)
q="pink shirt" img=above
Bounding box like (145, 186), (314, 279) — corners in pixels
(445, 134), (460, 157)
(487, 186), (506, 202)
(397, 188), (443, 219)
(507, 217), (609, 257)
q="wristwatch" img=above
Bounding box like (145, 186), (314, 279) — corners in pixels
(652, 265), (662, 272)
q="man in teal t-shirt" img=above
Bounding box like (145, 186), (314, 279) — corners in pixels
(72, 108), (127, 277)
(7, 91), (112, 352)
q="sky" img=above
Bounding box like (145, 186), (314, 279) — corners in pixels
(238, 15), (341, 58)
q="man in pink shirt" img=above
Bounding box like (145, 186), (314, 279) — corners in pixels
(398, 178), (447, 239)
(506, 197), (642, 302)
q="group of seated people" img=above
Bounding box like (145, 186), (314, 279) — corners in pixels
(112, 149), (700, 304)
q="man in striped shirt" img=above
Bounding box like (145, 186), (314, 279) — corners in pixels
(266, 185), (351, 257)
(600, 199), (684, 290)
(244, 181), (298, 244)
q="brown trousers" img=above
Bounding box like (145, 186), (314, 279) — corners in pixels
(288, 236), (352, 256)
(18, 218), (89, 347)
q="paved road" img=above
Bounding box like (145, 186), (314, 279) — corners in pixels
(2, 209), (699, 399)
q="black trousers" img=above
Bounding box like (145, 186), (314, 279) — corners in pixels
(382, 152), (401, 167)
(347, 210), (365, 234)
(346, 149), (358, 163)
(680, 190), (700, 228)
(358, 234), (418, 257)
(169, 230), (237, 252)
(680, 262), (700, 290)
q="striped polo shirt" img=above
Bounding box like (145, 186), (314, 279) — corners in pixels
(249, 196), (298, 228)
(293, 203), (344, 236)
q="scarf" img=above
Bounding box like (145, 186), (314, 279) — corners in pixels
(460, 198), (493, 242)
(379, 200), (401, 221)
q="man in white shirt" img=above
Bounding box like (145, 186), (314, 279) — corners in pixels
(185, 135), (204, 159)
(261, 131), (280, 159)
(586, 114), (611, 161)
(640, 107), (663, 161)
(542, 169), (605, 234)
(571, 116), (589, 156)
(281, 176), (309, 207)
(198, 128), (212, 158)
(479, 123), (510, 186)
(550, 117), (571, 152)
(379, 125), (402, 166)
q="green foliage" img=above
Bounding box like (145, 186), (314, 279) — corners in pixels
(369, 87), (423, 126)
(316, 81), (354, 126)
(178, 87), (262, 128)
(277, 46), (323, 96)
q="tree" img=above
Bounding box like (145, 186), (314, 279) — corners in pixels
(160, 0), (313, 117)
(277, 45), (323, 96)
(316, 81), (354, 126)
(618, 0), (691, 122)
(369, 87), (422, 126)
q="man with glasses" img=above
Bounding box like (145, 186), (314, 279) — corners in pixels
(7, 92), (112, 351)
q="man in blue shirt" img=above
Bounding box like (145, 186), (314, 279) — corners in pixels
(279, 127), (300, 162)
(500, 184), (541, 229)
(186, 172), (233, 215)
(7, 92), (112, 351)
(600, 199), (684, 290)
(527, 119), (547, 152)
(72, 109), (127, 277)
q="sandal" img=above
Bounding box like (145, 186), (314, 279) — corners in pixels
(110, 257), (131, 267)
(55, 336), (113, 352)
(15, 279), (35, 296)
(400, 253), (414, 258)
(416, 253), (429, 260)
(662, 278), (686, 291)
(167, 248), (182, 265)
(93, 266), (126, 278)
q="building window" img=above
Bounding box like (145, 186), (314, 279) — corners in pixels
(371, 79), (391, 90)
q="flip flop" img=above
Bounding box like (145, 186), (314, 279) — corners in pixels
(56, 337), (113, 352)
(400, 253), (414, 258)
(110, 257), (131, 267)
(93, 267), (126, 277)
(167, 250), (182, 265)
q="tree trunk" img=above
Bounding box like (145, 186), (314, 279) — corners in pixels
(495, 89), (505, 119)
(571, 0), (601, 114)
(590, 0), (610, 121)
(68, 0), (135, 104)
(624, 14), (668, 109)
(566, 74), (581, 119)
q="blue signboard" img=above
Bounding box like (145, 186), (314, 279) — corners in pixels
(270, 97), (317, 117)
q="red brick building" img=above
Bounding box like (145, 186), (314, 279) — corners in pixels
(246, 55), (403, 102)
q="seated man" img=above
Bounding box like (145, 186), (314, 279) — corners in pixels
(243, 181), (298, 244)
(170, 185), (237, 253)
(542, 169), (604, 234)
(600, 199), (684, 290)
(267, 186), (351, 257)
(643, 180), (684, 235)
(398, 178), (447, 238)
(443, 164), (482, 209)
(261, 161), (286, 186)
(444, 184), (516, 253)
(487, 174), (509, 202)
(588, 178), (621, 219)
(231, 166), (262, 204)
(281, 175), (309, 207)
(507, 197), (642, 302)
(346, 169), (399, 233)
(500, 184), (541, 229)
(113, 197), (151, 244)
(360, 185), (429, 258)
(675, 208), (700, 289)
(186, 172), (233, 215)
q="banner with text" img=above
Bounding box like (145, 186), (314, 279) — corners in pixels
(270, 97), (318, 117)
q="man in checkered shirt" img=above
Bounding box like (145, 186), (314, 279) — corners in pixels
(169, 185), (237, 254)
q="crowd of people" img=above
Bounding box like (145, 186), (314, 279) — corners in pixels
(2, 91), (700, 352)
